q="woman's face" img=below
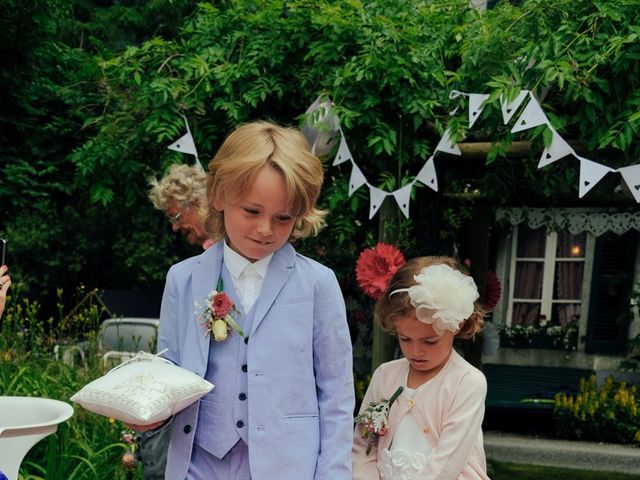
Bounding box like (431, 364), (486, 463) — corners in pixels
(165, 198), (207, 246)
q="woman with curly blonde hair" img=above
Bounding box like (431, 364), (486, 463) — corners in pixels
(148, 164), (213, 249)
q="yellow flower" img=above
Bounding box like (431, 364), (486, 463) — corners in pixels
(211, 319), (229, 342)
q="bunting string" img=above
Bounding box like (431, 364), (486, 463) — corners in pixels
(165, 93), (640, 218)
(301, 91), (640, 220)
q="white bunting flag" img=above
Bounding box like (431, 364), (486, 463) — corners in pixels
(348, 164), (368, 196)
(168, 132), (198, 157)
(435, 129), (461, 155)
(538, 129), (575, 168)
(511, 94), (550, 133)
(501, 90), (529, 124)
(368, 186), (388, 219)
(468, 93), (490, 128)
(416, 156), (438, 192)
(392, 184), (414, 219)
(333, 132), (354, 166)
(578, 157), (614, 198)
(618, 164), (640, 203)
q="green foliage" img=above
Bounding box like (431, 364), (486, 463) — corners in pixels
(554, 375), (640, 444)
(0, 0), (200, 306)
(499, 321), (579, 351)
(0, 294), (143, 479)
(2, 0), (640, 317)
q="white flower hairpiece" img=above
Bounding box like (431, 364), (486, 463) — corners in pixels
(390, 264), (479, 335)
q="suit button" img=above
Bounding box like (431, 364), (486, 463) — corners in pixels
(244, 336), (249, 344)
(236, 420), (244, 428)
(241, 364), (247, 372)
(239, 393), (247, 401)
(183, 425), (192, 434)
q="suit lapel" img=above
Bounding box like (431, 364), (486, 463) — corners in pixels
(250, 243), (295, 335)
(191, 243), (223, 367)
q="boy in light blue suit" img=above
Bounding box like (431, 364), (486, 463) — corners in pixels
(145, 121), (354, 479)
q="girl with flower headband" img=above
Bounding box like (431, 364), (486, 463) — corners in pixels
(130, 121), (354, 479)
(353, 256), (490, 480)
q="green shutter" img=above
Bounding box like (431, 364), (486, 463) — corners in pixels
(585, 231), (638, 354)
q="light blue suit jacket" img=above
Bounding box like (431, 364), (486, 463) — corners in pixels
(158, 242), (355, 479)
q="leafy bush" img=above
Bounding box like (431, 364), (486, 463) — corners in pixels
(0, 294), (144, 479)
(554, 375), (640, 444)
(4, 0), (640, 319)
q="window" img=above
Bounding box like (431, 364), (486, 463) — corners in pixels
(507, 225), (587, 328)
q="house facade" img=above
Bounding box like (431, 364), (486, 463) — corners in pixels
(485, 207), (640, 384)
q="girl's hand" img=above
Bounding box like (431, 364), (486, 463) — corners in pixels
(124, 420), (166, 432)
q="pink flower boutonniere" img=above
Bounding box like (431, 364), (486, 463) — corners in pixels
(355, 386), (404, 455)
(201, 277), (244, 342)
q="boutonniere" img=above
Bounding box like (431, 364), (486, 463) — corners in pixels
(355, 386), (404, 455)
(200, 277), (244, 342)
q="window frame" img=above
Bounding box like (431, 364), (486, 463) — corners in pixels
(506, 226), (592, 328)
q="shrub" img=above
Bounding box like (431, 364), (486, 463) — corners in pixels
(554, 375), (640, 444)
(0, 292), (144, 479)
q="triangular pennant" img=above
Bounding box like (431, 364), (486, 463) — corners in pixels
(500, 90), (529, 124)
(167, 132), (198, 157)
(618, 164), (640, 203)
(332, 132), (354, 166)
(538, 129), (575, 168)
(368, 186), (388, 219)
(578, 157), (614, 198)
(511, 94), (550, 133)
(392, 184), (413, 219)
(348, 164), (367, 196)
(415, 156), (438, 192)
(468, 93), (490, 128)
(435, 129), (461, 155)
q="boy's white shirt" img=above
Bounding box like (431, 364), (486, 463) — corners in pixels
(352, 351), (490, 480)
(222, 240), (272, 312)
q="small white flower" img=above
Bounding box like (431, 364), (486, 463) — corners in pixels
(211, 319), (229, 342)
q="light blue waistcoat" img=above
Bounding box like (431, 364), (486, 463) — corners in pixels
(194, 264), (254, 458)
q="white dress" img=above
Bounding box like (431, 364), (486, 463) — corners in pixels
(378, 378), (432, 479)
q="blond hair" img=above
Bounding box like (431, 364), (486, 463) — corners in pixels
(375, 256), (485, 340)
(148, 164), (207, 219)
(205, 121), (327, 242)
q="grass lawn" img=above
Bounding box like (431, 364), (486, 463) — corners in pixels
(489, 461), (640, 480)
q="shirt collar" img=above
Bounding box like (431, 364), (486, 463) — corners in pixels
(223, 241), (273, 279)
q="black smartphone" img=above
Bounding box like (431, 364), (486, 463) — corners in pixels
(1, 238), (6, 266)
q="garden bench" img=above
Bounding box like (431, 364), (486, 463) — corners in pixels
(483, 364), (594, 411)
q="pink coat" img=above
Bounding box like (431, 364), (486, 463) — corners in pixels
(352, 351), (490, 480)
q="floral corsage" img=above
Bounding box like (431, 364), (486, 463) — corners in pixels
(201, 277), (243, 342)
(355, 386), (404, 455)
